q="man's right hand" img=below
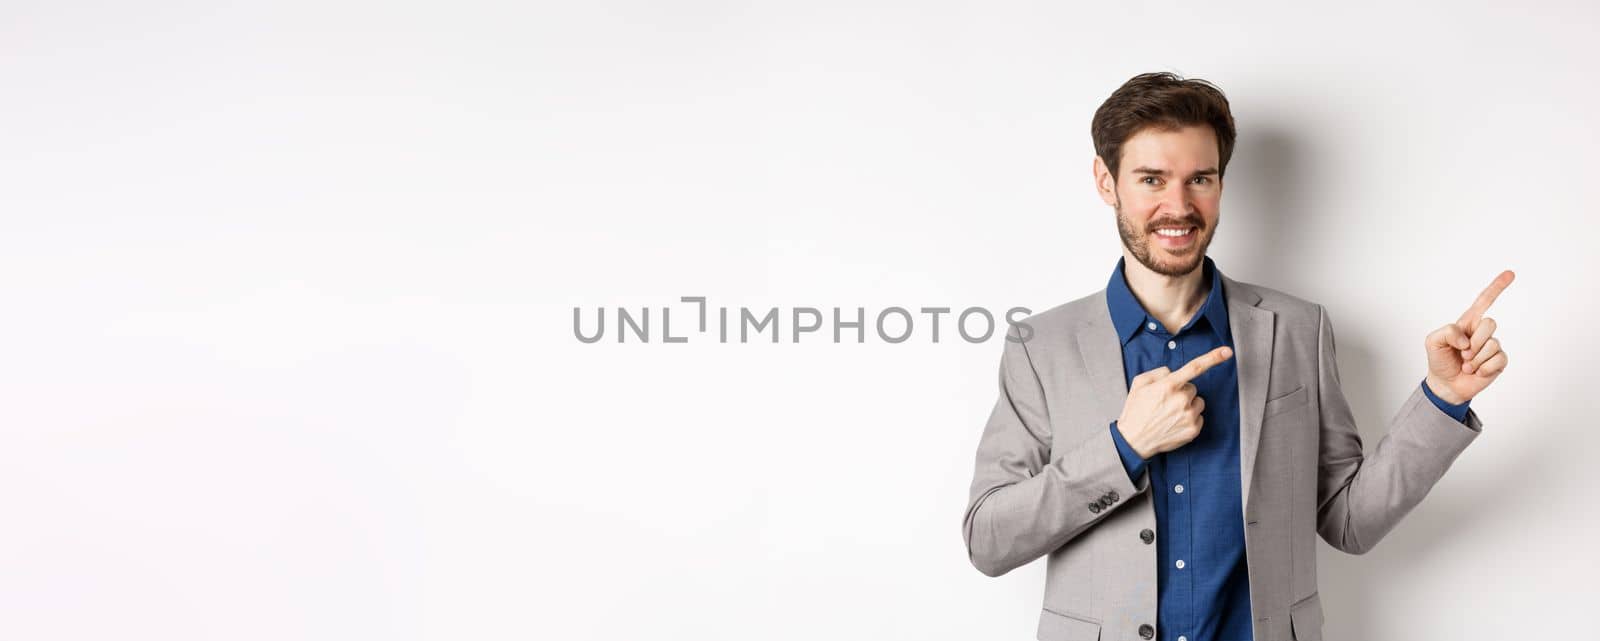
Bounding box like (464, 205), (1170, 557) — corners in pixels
(1115, 345), (1235, 459)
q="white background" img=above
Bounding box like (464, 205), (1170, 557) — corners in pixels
(2, 1), (1596, 639)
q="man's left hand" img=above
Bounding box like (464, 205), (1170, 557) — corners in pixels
(1424, 270), (1515, 405)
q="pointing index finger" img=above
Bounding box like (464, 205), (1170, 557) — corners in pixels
(1457, 270), (1515, 328)
(1168, 345), (1234, 385)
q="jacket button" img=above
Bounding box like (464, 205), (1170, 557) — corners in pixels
(1140, 528), (1155, 544)
(1106, 491), (1119, 503)
(1138, 623), (1155, 639)
(1088, 502), (1102, 514)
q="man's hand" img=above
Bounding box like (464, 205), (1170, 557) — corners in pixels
(1424, 270), (1515, 405)
(1116, 346), (1234, 459)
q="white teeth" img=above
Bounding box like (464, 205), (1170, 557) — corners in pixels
(1155, 228), (1190, 237)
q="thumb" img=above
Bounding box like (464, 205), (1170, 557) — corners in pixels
(1426, 323), (1470, 352)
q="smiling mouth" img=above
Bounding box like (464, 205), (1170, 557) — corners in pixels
(1150, 226), (1198, 248)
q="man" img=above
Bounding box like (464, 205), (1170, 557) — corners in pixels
(961, 72), (1512, 641)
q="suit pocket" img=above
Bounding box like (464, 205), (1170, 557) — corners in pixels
(1290, 591), (1324, 641)
(1037, 607), (1100, 641)
(1264, 385), (1308, 419)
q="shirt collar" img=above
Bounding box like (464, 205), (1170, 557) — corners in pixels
(1105, 256), (1230, 345)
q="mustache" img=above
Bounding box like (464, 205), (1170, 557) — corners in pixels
(1145, 215), (1205, 233)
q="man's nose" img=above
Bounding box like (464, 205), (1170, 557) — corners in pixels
(1161, 183), (1192, 215)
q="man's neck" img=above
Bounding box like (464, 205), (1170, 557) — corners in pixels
(1121, 249), (1209, 334)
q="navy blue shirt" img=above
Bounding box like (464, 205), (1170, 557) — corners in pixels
(1103, 257), (1468, 641)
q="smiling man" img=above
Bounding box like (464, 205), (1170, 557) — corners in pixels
(961, 72), (1512, 641)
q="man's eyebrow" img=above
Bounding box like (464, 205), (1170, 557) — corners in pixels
(1129, 166), (1220, 177)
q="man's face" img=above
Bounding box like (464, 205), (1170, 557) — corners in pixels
(1095, 125), (1223, 277)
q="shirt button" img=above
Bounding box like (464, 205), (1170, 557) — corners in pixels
(1176, 559), (1186, 569)
(1167, 340), (1177, 350)
(1174, 484), (1185, 494)
(1147, 322), (1158, 331)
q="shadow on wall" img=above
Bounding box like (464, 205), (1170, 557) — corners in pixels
(1217, 124), (1304, 282)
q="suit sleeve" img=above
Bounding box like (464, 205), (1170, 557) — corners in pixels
(962, 327), (1148, 577)
(1313, 304), (1481, 555)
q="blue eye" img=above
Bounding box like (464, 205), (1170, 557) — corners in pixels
(1142, 176), (1159, 185)
(1191, 176), (1211, 185)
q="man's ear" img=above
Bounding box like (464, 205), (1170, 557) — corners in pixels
(1092, 156), (1117, 206)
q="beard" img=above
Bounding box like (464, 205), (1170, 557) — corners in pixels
(1115, 198), (1214, 277)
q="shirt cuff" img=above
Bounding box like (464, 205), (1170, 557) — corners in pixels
(1420, 379), (1471, 423)
(1108, 421), (1148, 483)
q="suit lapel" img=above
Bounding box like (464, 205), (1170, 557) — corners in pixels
(1223, 275), (1274, 512)
(1077, 294), (1130, 430)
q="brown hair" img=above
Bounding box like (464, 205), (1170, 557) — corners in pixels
(1091, 72), (1237, 181)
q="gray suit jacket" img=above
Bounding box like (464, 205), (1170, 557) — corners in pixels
(962, 274), (1481, 641)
